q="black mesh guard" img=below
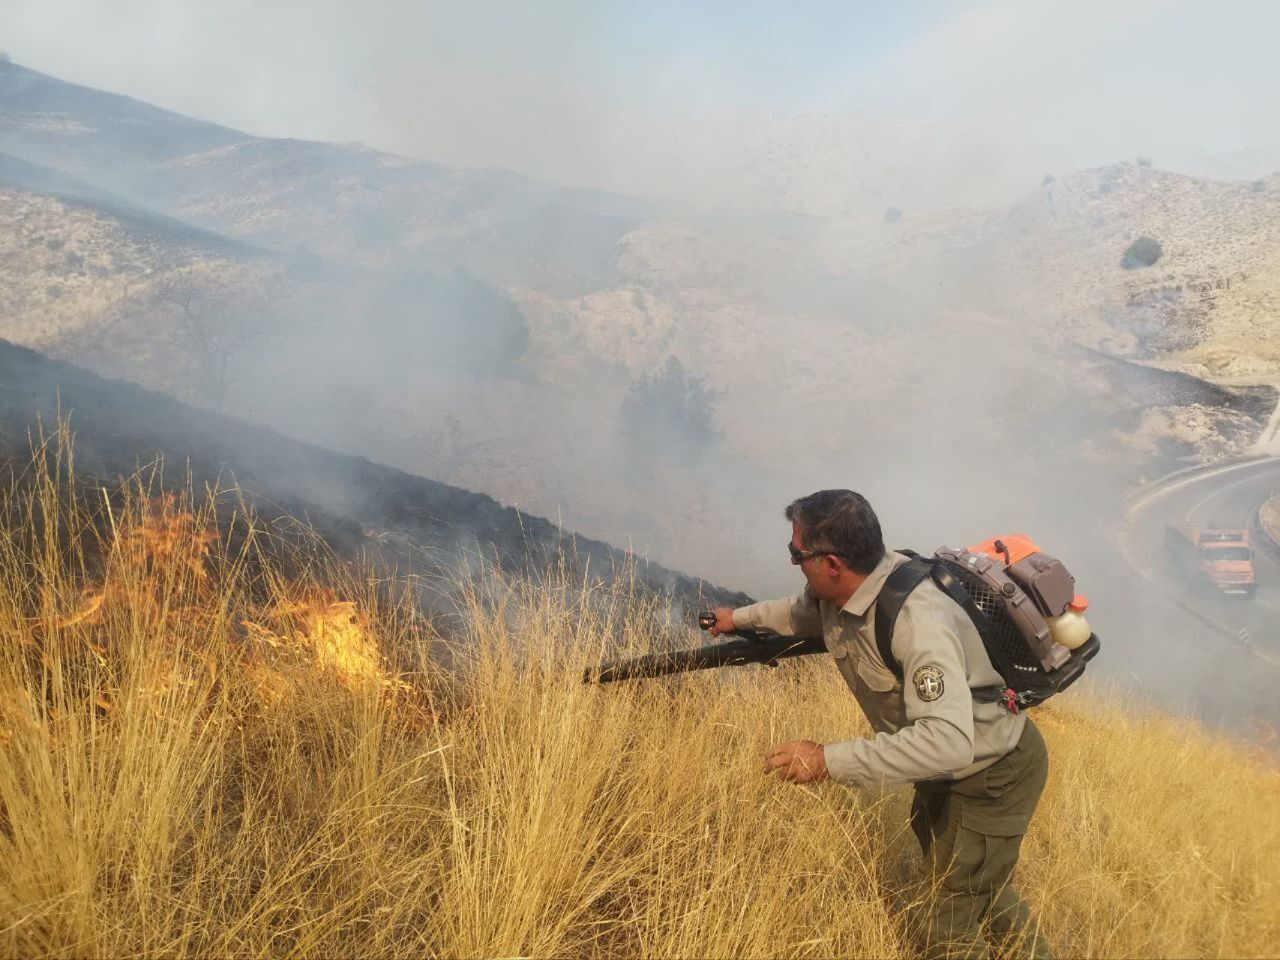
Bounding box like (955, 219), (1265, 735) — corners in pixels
(936, 558), (1057, 699)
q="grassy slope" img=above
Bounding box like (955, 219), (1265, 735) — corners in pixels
(1, 441), (1277, 959)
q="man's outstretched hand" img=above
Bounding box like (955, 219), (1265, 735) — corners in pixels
(706, 607), (737, 637)
(763, 740), (829, 784)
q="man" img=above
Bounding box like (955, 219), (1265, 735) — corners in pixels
(707, 489), (1053, 960)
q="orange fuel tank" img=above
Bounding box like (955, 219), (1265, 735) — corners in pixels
(967, 533), (1041, 567)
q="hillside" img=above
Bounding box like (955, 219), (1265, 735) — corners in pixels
(1, 60), (1278, 592)
(837, 162), (1280, 375)
(0, 182), (265, 348)
(6, 61), (1275, 381)
(994, 164), (1280, 378)
(0, 337), (748, 612)
(0, 60), (662, 298)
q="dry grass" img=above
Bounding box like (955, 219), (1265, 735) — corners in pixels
(1, 430), (1278, 959)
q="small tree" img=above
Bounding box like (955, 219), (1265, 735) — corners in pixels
(152, 266), (282, 408)
(1121, 235), (1163, 270)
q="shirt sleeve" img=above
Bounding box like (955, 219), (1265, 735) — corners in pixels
(732, 585), (822, 637)
(822, 592), (975, 788)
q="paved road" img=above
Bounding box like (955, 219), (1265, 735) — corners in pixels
(1115, 457), (1280, 730)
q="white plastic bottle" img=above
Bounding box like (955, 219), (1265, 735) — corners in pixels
(1046, 596), (1091, 650)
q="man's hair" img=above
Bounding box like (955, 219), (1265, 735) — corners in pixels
(785, 489), (885, 575)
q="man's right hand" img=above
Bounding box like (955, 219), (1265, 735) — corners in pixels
(707, 606), (737, 636)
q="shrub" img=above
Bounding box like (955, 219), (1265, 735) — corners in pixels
(1122, 235), (1163, 269)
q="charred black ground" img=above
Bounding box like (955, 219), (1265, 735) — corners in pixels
(0, 337), (752, 613)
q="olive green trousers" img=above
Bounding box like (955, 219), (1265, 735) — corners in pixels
(910, 719), (1054, 960)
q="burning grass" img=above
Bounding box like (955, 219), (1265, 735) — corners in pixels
(1, 428), (1278, 958)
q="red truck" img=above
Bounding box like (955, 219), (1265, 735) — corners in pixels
(1164, 524), (1257, 599)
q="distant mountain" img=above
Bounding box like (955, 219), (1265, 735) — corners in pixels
(0, 60), (665, 297)
(0, 337), (750, 611)
(0, 61), (246, 181)
(844, 161), (1280, 377)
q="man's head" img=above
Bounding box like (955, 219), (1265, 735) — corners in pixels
(785, 490), (885, 605)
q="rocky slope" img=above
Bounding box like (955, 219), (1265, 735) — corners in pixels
(827, 162), (1280, 376)
(0, 181), (263, 347)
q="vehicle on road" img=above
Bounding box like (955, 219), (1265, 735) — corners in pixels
(1164, 523), (1257, 599)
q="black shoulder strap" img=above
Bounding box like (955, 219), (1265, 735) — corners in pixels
(873, 553), (934, 679)
(927, 562), (1014, 706)
(928, 562), (992, 632)
(876, 555), (1015, 709)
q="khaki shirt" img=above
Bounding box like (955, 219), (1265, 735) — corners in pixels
(734, 550), (1026, 789)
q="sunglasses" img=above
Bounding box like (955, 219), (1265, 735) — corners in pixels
(788, 542), (826, 565)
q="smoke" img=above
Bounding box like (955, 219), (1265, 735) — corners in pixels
(3, 1), (1280, 733)
(6, 0), (1280, 213)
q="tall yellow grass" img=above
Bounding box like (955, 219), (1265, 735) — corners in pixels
(1, 431), (1277, 958)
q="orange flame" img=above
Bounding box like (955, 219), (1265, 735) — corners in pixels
(121, 494), (219, 580)
(245, 590), (408, 694)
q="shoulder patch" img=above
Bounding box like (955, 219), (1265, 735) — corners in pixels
(912, 665), (945, 702)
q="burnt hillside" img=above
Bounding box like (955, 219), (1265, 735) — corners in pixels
(0, 338), (750, 611)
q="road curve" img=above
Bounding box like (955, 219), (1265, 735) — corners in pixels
(1112, 456), (1280, 729)
(1126, 457), (1280, 645)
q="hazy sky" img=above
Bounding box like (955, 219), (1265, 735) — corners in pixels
(5, 0), (1280, 211)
